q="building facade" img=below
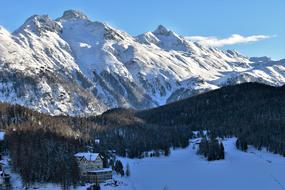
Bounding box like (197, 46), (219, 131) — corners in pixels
(74, 152), (112, 184)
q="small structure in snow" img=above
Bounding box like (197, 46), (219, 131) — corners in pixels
(74, 152), (112, 184)
(94, 139), (100, 144)
(0, 132), (5, 141)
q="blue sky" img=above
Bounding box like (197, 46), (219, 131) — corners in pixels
(0, 0), (284, 59)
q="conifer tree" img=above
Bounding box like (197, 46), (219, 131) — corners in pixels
(126, 163), (130, 177)
(114, 160), (124, 176)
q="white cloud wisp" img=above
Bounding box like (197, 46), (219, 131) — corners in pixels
(186, 34), (272, 47)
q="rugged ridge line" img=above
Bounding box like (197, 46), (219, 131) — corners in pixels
(0, 10), (285, 116)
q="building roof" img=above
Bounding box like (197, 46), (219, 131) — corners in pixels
(74, 152), (100, 161)
(0, 160), (6, 165)
(87, 168), (112, 173)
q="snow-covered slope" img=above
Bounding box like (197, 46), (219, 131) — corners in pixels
(6, 138), (285, 190)
(106, 138), (285, 190)
(0, 17), (107, 115)
(0, 10), (285, 115)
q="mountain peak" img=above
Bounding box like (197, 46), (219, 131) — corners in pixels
(250, 56), (272, 63)
(153, 25), (170, 35)
(24, 14), (50, 25)
(15, 14), (61, 35)
(0, 25), (9, 34)
(60, 10), (89, 21)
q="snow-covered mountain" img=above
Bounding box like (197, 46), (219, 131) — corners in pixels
(0, 10), (285, 116)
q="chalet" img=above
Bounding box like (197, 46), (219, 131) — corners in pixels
(74, 152), (112, 184)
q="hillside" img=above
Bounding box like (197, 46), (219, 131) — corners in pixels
(102, 82), (285, 156)
(136, 83), (285, 156)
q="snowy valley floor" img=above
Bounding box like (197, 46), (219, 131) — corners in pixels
(105, 138), (285, 190)
(8, 138), (285, 190)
